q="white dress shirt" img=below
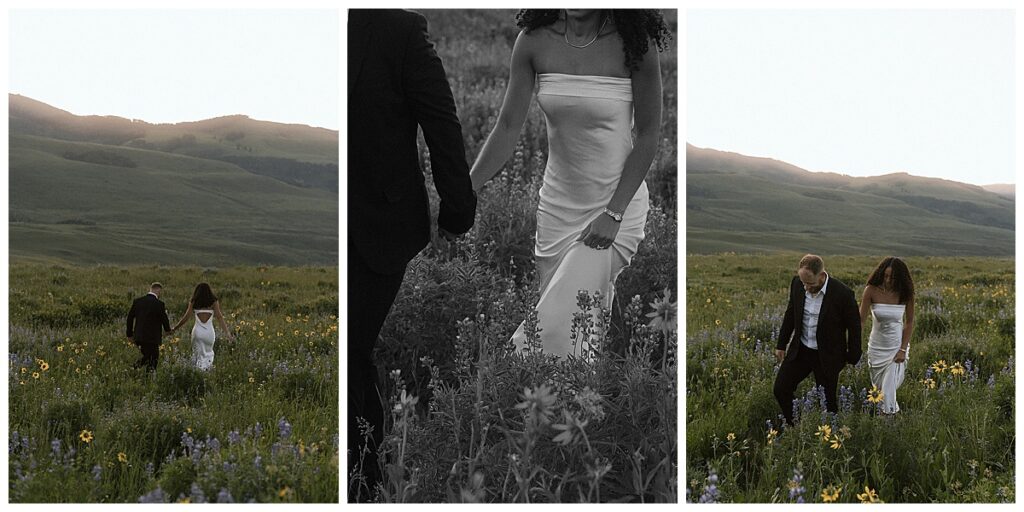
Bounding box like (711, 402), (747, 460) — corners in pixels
(801, 273), (829, 350)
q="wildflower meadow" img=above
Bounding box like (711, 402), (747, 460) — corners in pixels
(348, 10), (678, 503)
(8, 264), (338, 502)
(686, 254), (1014, 503)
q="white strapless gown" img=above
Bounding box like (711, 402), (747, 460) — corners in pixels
(510, 73), (649, 357)
(192, 309), (216, 370)
(867, 303), (907, 413)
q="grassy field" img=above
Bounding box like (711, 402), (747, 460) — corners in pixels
(8, 264), (339, 503)
(348, 9), (678, 503)
(686, 254), (1015, 503)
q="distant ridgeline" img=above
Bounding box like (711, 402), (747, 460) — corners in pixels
(8, 94), (339, 266)
(686, 144), (1014, 256)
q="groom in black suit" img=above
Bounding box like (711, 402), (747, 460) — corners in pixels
(126, 282), (172, 371)
(348, 9), (477, 501)
(774, 254), (862, 424)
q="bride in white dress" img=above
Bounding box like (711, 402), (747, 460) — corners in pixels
(860, 257), (916, 414)
(171, 282), (235, 370)
(469, 9), (670, 357)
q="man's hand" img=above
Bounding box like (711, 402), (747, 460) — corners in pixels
(774, 349), (786, 363)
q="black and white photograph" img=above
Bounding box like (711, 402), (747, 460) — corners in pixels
(347, 8), (678, 503)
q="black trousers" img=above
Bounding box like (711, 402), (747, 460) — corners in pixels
(347, 239), (407, 502)
(134, 342), (160, 371)
(773, 345), (839, 424)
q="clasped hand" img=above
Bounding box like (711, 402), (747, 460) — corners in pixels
(577, 213), (620, 250)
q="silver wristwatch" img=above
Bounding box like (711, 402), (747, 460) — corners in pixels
(603, 208), (624, 223)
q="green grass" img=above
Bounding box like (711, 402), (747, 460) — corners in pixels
(9, 133), (337, 265)
(8, 264), (339, 503)
(686, 253), (1015, 503)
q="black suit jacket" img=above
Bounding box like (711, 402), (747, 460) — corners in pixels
(777, 274), (862, 375)
(126, 294), (171, 345)
(348, 9), (477, 274)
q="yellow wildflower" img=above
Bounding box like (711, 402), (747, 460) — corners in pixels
(815, 424), (832, 441)
(950, 362), (965, 376)
(857, 486), (882, 503)
(79, 430), (94, 443)
(867, 385), (884, 404)
(821, 484), (841, 503)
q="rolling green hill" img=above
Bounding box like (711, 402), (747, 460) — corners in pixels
(687, 144), (1015, 255)
(8, 95), (338, 266)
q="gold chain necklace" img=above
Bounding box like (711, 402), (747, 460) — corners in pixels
(564, 13), (609, 49)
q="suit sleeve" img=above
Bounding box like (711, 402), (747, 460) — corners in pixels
(161, 302), (171, 333)
(126, 300), (137, 338)
(844, 288), (863, 364)
(777, 278), (796, 351)
(402, 12), (477, 234)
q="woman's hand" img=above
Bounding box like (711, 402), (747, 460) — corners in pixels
(893, 349), (907, 363)
(577, 213), (621, 250)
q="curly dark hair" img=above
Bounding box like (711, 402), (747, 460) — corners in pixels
(516, 9), (672, 71)
(190, 282), (218, 309)
(867, 257), (914, 304)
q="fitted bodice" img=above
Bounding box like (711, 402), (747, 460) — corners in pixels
(536, 73), (637, 211)
(869, 303), (905, 341)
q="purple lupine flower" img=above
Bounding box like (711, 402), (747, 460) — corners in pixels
(698, 469), (720, 503)
(139, 487), (168, 504)
(217, 488), (235, 503)
(92, 464), (102, 481)
(838, 385), (854, 413)
(988, 374), (996, 389)
(253, 422), (263, 438)
(208, 437), (221, 453)
(228, 430), (241, 445)
(190, 483), (207, 503)
(145, 462), (155, 478)
(788, 466), (805, 503)
(50, 439), (61, 459)
(181, 432), (195, 451)
(278, 418), (292, 440)
(254, 454), (262, 469)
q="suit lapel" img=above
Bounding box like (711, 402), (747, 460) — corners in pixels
(348, 11), (374, 96)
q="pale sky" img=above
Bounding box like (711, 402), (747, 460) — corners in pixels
(688, 9), (1015, 186)
(9, 9), (338, 130)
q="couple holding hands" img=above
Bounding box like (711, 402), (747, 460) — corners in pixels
(126, 282), (235, 372)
